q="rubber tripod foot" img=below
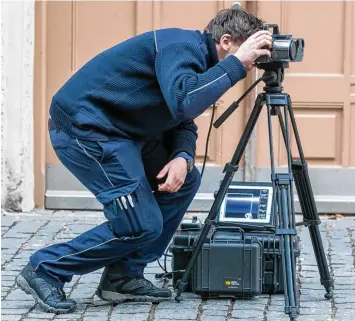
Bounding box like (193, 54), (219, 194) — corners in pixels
(325, 292), (333, 299)
(175, 290), (182, 302)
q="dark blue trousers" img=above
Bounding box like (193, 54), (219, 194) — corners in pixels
(30, 125), (201, 289)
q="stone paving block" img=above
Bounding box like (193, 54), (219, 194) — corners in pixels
(53, 312), (83, 319)
(334, 278), (355, 285)
(234, 298), (268, 308)
(2, 238), (27, 249)
(264, 311), (291, 320)
(0, 308), (32, 315)
(156, 299), (200, 310)
(113, 303), (152, 314)
(1, 300), (34, 309)
(230, 319), (265, 321)
(6, 289), (35, 301)
(27, 311), (56, 319)
(1, 216), (16, 226)
(154, 316), (196, 321)
(333, 271), (355, 277)
(335, 310), (355, 319)
(5, 222), (44, 236)
(200, 316), (227, 321)
(299, 300), (331, 309)
(268, 304), (287, 313)
(299, 289), (328, 297)
(110, 312), (149, 321)
(201, 309), (227, 316)
(299, 307), (332, 315)
(2, 254), (14, 265)
(2, 280), (16, 287)
(202, 299), (230, 308)
(0, 315), (23, 321)
(335, 302), (355, 310)
(82, 317), (105, 321)
(334, 296), (355, 303)
(2, 291), (9, 297)
(154, 308), (197, 319)
(296, 316), (332, 321)
(70, 285), (96, 300)
(232, 309), (264, 319)
(78, 271), (100, 282)
(4, 263), (26, 271)
(84, 305), (112, 314)
(202, 304), (229, 311)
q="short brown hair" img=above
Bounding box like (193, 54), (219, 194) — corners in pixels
(205, 8), (264, 42)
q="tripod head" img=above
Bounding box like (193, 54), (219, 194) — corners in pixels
(257, 62), (287, 94)
(214, 61), (287, 128)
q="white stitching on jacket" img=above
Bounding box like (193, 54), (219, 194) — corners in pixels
(187, 73), (227, 95)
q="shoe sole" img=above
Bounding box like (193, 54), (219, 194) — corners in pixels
(95, 288), (171, 303)
(16, 274), (77, 314)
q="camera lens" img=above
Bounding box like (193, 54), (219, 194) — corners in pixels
(289, 40), (297, 60)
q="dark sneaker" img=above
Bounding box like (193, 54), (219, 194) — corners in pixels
(95, 269), (171, 303)
(16, 263), (77, 313)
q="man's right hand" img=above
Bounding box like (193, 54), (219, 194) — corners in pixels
(235, 30), (273, 69)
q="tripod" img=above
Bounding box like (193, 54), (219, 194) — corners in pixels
(174, 62), (333, 321)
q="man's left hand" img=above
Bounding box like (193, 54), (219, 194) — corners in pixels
(156, 157), (188, 193)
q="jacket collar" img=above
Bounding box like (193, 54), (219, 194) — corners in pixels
(201, 31), (219, 67)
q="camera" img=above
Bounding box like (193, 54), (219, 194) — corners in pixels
(255, 24), (305, 65)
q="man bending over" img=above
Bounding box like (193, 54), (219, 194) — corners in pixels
(16, 8), (271, 313)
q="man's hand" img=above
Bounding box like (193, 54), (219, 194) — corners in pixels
(235, 30), (273, 69)
(157, 157), (188, 193)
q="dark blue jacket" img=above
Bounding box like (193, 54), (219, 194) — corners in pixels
(50, 28), (247, 159)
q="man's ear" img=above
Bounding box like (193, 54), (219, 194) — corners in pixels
(219, 34), (233, 51)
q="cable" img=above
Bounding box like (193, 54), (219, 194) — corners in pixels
(156, 103), (217, 279)
(200, 103), (216, 179)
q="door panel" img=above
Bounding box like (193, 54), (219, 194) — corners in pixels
(255, 1), (353, 167)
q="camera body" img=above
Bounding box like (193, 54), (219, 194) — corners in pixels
(255, 24), (304, 66)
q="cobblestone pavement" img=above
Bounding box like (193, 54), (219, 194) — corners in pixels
(1, 210), (355, 321)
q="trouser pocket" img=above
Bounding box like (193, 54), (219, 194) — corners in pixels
(103, 180), (163, 240)
(75, 139), (105, 163)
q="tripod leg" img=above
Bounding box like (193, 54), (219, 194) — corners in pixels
(266, 102), (298, 320)
(280, 186), (298, 319)
(174, 94), (265, 302)
(285, 95), (333, 298)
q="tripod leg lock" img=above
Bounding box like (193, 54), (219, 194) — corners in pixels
(302, 218), (321, 226)
(321, 277), (334, 289)
(204, 219), (216, 226)
(285, 306), (298, 319)
(273, 173), (293, 185)
(276, 228), (297, 236)
(223, 162), (239, 173)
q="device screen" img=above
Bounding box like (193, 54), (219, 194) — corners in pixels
(224, 188), (269, 220)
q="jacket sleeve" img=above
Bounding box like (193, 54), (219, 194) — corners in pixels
(163, 120), (198, 161)
(155, 42), (247, 121)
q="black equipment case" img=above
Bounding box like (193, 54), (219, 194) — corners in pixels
(170, 218), (299, 295)
(192, 230), (263, 297)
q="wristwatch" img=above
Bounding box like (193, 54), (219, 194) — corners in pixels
(175, 152), (194, 173)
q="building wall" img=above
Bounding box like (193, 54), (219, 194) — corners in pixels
(1, 1), (35, 212)
(35, 1), (354, 213)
